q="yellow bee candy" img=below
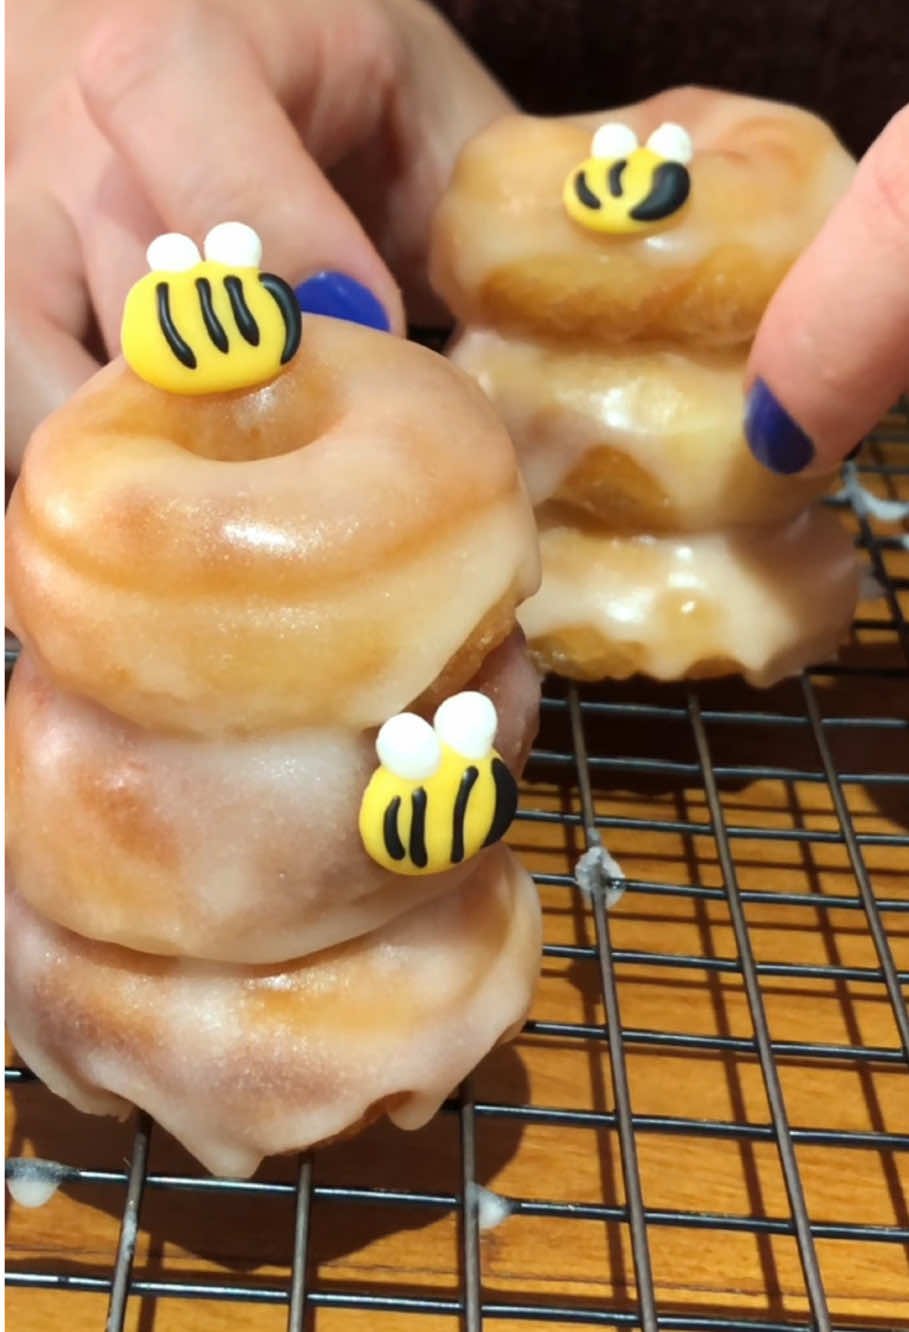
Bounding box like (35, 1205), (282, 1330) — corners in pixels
(563, 121), (693, 236)
(359, 692), (519, 877)
(121, 222), (301, 395)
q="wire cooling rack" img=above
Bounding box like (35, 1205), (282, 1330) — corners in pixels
(5, 395), (909, 1332)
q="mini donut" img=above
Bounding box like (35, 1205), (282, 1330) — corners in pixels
(450, 328), (831, 532)
(6, 314), (540, 737)
(5, 632), (540, 963)
(430, 88), (854, 347)
(5, 844), (541, 1179)
(519, 505), (861, 688)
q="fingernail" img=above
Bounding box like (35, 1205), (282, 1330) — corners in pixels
(744, 378), (815, 475)
(293, 271), (390, 332)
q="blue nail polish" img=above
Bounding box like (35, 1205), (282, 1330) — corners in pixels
(744, 378), (815, 475)
(293, 271), (390, 332)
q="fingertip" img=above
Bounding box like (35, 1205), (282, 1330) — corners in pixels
(743, 377), (817, 476)
(746, 105), (909, 476)
(294, 272), (390, 332)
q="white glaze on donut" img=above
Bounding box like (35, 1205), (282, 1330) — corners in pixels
(450, 327), (832, 530)
(519, 506), (861, 687)
(5, 845), (541, 1179)
(6, 633), (540, 963)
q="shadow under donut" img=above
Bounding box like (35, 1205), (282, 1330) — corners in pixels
(529, 650), (909, 838)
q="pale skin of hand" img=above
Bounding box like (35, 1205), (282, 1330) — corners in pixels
(5, 0), (512, 471)
(745, 103), (909, 473)
(9, 9), (907, 480)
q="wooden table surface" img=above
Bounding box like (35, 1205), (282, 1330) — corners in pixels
(6, 434), (909, 1331)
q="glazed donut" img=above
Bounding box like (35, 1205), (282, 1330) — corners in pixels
(6, 632), (540, 963)
(5, 844), (541, 1179)
(431, 88), (854, 347)
(431, 90), (860, 688)
(450, 328), (831, 531)
(6, 226), (544, 1175)
(6, 314), (539, 736)
(519, 505), (861, 688)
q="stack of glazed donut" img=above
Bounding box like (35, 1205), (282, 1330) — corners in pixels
(5, 227), (542, 1178)
(431, 88), (863, 687)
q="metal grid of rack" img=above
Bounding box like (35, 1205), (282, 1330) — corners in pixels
(5, 402), (909, 1331)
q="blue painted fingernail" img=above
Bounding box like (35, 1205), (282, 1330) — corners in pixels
(744, 378), (815, 475)
(293, 271), (390, 332)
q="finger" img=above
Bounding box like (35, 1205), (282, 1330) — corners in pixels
(6, 187), (100, 472)
(6, 314), (101, 474)
(745, 104), (909, 475)
(352, 0), (514, 319)
(76, 0), (404, 333)
(6, 66), (157, 369)
(73, 139), (168, 361)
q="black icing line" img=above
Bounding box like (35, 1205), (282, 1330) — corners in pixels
(573, 170), (602, 210)
(483, 758), (518, 848)
(451, 765), (479, 864)
(409, 788), (429, 868)
(607, 159), (627, 197)
(195, 277), (229, 353)
(382, 796), (406, 861)
(155, 282), (196, 369)
(259, 273), (303, 364)
(629, 161), (691, 222)
(224, 275), (261, 346)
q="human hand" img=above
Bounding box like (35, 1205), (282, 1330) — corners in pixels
(745, 105), (909, 474)
(6, 0), (511, 470)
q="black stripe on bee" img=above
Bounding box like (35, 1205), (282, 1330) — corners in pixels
(608, 159), (627, 198)
(409, 788), (429, 868)
(195, 277), (229, 353)
(155, 282), (197, 369)
(629, 161), (690, 222)
(573, 170), (601, 210)
(224, 275), (261, 346)
(482, 759), (518, 848)
(382, 796), (406, 861)
(451, 765), (480, 864)
(259, 273), (303, 365)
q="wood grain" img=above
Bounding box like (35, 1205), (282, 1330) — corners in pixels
(6, 436), (909, 1330)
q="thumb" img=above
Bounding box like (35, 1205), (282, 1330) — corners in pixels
(745, 104), (909, 475)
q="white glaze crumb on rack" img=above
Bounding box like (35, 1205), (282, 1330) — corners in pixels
(837, 466), (909, 524)
(574, 843), (626, 906)
(471, 1182), (516, 1232)
(6, 1157), (71, 1208)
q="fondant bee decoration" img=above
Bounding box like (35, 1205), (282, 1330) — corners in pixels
(359, 692), (519, 876)
(121, 222), (302, 394)
(563, 121), (693, 236)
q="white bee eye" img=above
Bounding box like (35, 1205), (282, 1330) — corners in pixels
(146, 233), (202, 272)
(203, 221), (264, 268)
(590, 122), (640, 160)
(433, 691), (498, 760)
(645, 122), (693, 165)
(376, 713), (442, 781)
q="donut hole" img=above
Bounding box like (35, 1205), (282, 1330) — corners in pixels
(162, 355), (345, 462)
(95, 354), (345, 463)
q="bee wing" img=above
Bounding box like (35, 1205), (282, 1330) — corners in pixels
(433, 691), (497, 759)
(376, 713), (442, 780)
(591, 122), (640, 160)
